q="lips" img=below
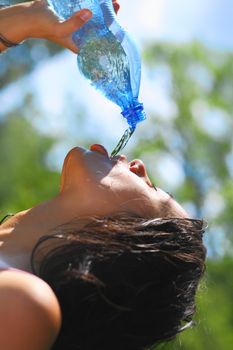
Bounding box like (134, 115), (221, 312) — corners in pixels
(89, 144), (109, 157)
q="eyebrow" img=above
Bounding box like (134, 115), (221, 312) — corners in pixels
(149, 182), (176, 199)
(166, 191), (176, 200)
(150, 183), (158, 191)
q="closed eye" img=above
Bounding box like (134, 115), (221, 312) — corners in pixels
(150, 183), (158, 191)
(166, 192), (175, 199)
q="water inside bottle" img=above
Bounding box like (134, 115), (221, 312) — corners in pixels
(110, 127), (135, 157)
(77, 31), (133, 108)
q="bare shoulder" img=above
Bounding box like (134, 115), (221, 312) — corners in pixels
(0, 269), (61, 350)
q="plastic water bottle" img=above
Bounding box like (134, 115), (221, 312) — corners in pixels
(47, 0), (146, 155)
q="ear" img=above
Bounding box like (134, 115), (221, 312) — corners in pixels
(129, 159), (147, 177)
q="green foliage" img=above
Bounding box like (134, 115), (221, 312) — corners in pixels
(128, 42), (233, 348)
(154, 257), (233, 350)
(0, 37), (233, 349)
(0, 103), (60, 214)
(130, 42), (233, 251)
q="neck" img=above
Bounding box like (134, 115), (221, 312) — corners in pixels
(0, 187), (131, 272)
(0, 193), (87, 272)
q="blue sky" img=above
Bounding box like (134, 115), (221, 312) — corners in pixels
(0, 0), (232, 232)
(1, 0), (232, 170)
(32, 0), (233, 119)
(29, 0), (233, 159)
(123, 0), (233, 50)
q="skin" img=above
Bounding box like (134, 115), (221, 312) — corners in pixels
(0, 270), (62, 350)
(0, 2), (187, 347)
(1, 2), (123, 349)
(0, 144), (188, 350)
(0, 144), (188, 271)
(0, 0), (120, 53)
(0, 2), (188, 346)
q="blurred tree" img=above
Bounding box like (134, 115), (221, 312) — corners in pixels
(0, 37), (61, 88)
(0, 94), (60, 214)
(128, 42), (233, 348)
(1, 34), (233, 350)
(129, 42), (233, 252)
(153, 257), (233, 350)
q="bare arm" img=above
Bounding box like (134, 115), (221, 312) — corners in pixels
(0, 0), (92, 53)
(0, 0), (120, 54)
(0, 270), (61, 350)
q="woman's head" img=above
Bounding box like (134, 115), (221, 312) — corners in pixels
(31, 216), (206, 350)
(59, 144), (188, 219)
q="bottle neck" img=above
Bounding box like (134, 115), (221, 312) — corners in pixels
(121, 100), (146, 129)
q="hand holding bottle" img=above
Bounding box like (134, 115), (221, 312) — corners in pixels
(26, 0), (120, 53)
(47, 0), (146, 155)
(0, 0), (120, 53)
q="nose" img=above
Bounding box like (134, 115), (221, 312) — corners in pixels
(129, 159), (155, 187)
(89, 144), (109, 157)
(129, 159), (147, 177)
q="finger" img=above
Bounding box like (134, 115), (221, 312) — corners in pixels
(50, 35), (79, 54)
(113, 2), (120, 14)
(56, 9), (92, 36)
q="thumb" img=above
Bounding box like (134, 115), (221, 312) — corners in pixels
(57, 9), (92, 36)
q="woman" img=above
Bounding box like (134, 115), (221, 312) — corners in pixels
(0, 2), (206, 350)
(0, 144), (206, 350)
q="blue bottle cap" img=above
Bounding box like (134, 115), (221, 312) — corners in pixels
(121, 101), (146, 129)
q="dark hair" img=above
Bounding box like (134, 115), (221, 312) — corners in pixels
(31, 216), (206, 350)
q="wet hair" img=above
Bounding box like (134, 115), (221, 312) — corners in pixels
(31, 216), (206, 350)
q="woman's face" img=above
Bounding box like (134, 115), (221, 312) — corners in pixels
(60, 145), (188, 219)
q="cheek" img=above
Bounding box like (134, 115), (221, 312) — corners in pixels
(83, 156), (116, 184)
(61, 157), (112, 193)
(110, 171), (146, 200)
